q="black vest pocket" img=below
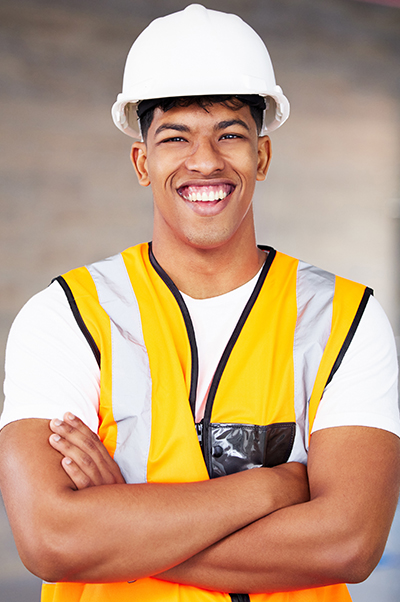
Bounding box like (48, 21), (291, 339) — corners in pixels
(206, 422), (296, 478)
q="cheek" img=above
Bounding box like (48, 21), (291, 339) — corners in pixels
(229, 147), (258, 175)
(238, 159), (258, 188)
(147, 157), (180, 190)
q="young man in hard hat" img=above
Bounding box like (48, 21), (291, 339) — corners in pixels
(0, 5), (399, 602)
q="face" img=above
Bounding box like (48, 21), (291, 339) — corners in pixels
(131, 102), (271, 254)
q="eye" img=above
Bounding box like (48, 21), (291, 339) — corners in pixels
(160, 136), (187, 143)
(220, 133), (243, 140)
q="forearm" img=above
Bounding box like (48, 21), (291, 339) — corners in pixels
(156, 498), (358, 593)
(0, 419), (307, 584)
(158, 427), (400, 593)
(35, 473), (275, 582)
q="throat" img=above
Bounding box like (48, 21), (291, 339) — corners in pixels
(172, 250), (267, 300)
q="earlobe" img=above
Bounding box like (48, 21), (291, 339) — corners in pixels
(256, 136), (272, 181)
(130, 142), (151, 187)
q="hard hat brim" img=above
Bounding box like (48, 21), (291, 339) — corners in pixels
(111, 91), (290, 140)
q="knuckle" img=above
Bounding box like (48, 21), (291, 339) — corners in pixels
(81, 453), (94, 468)
(83, 436), (98, 452)
(63, 423), (75, 435)
(62, 439), (73, 451)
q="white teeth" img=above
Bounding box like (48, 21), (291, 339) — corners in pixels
(183, 188), (231, 201)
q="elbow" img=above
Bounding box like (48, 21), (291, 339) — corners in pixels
(17, 531), (78, 583)
(325, 532), (385, 585)
(21, 554), (65, 584)
(13, 511), (87, 583)
(342, 540), (384, 584)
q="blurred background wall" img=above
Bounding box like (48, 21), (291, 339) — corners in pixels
(0, 0), (399, 600)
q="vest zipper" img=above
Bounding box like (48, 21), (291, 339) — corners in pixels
(202, 248), (275, 475)
(148, 242), (276, 477)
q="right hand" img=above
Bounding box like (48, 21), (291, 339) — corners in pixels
(49, 413), (126, 490)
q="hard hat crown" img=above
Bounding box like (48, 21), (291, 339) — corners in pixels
(112, 4), (290, 138)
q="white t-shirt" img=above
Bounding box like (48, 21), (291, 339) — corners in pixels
(1, 277), (400, 441)
(181, 270), (263, 422)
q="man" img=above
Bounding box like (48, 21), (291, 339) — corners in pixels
(0, 5), (399, 602)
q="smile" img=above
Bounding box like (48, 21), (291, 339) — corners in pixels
(178, 184), (235, 202)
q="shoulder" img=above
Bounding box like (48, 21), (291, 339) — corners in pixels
(313, 295), (400, 437)
(6, 279), (99, 371)
(9, 280), (75, 337)
(354, 294), (395, 347)
(2, 280), (100, 431)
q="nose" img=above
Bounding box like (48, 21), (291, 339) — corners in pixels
(184, 139), (225, 175)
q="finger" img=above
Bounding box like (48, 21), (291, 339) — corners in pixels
(62, 413), (125, 485)
(49, 433), (104, 486)
(62, 457), (92, 490)
(49, 418), (124, 485)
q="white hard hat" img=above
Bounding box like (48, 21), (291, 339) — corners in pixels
(111, 4), (290, 139)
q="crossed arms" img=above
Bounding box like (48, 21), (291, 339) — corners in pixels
(0, 414), (399, 593)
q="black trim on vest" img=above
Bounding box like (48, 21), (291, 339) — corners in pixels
(148, 243), (199, 421)
(202, 247), (276, 474)
(52, 276), (101, 368)
(325, 286), (373, 387)
(148, 242), (277, 468)
(230, 593), (250, 602)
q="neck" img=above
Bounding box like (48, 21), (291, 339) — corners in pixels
(151, 233), (266, 300)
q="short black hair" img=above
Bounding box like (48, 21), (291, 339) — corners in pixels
(136, 95), (266, 141)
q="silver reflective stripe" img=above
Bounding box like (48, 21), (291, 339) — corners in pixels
(87, 254), (152, 484)
(290, 261), (335, 459)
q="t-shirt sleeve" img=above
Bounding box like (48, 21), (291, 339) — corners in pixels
(0, 281), (100, 433)
(312, 295), (400, 437)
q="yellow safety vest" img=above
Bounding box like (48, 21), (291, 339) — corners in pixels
(42, 243), (371, 602)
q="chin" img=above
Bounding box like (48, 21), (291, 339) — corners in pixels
(183, 228), (234, 251)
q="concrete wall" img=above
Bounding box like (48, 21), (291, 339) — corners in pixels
(1, 1), (399, 396)
(0, 0), (399, 597)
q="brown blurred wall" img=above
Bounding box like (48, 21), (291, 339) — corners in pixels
(0, 0), (399, 393)
(0, 0), (399, 595)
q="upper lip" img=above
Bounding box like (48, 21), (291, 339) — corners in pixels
(177, 178), (236, 189)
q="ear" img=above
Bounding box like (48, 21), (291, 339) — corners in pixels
(130, 142), (151, 187)
(256, 136), (272, 182)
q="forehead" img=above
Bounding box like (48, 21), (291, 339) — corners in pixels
(148, 102), (256, 136)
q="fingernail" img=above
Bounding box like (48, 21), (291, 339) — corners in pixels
(52, 419), (62, 426)
(51, 434), (61, 442)
(66, 413), (76, 421)
(64, 457), (72, 465)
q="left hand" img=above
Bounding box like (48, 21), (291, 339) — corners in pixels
(49, 413), (125, 489)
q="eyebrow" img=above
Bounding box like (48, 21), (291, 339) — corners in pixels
(154, 118), (250, 137)
(214, 119), (250, 132)
(154, 123), (191, 136)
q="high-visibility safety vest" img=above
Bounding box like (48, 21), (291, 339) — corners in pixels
(42, 242), (372, 602)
